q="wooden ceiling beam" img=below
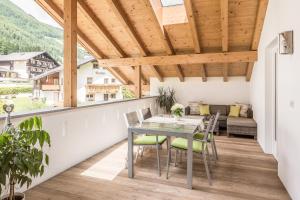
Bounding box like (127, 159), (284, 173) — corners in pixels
(98, 51), (258, 67)
(220, 0), (229, 82)
(163, 28), (184, 82)
(77, 0), (126, 58)
(106, 0), (163, 82)
(184, 0), (207, 82)
(246, 0), (269, 81)
(184, 0), (201, 53)
(63, 0), (77, 107)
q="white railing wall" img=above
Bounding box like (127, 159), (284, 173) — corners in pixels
(0, 97), (157, 192)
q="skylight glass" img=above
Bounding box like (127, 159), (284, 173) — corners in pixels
(161, 0), (184, 7)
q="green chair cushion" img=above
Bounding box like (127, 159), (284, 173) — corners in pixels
(134, 135), (167, 145)
(171, 138), (206, 153)
(193, 132), (212, 141)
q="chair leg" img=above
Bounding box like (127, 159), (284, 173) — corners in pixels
(202, 150), (212, 185)
(180, 150), (183, 163)
(206, 146), (212, 172)
(166, 147), (171, 179)
(135, 146), (140, 162)
(212, 138), (218, 160)
(156, 143), (161, 177)
(175, 149), (178, 167)
(140, 146), (145, 158)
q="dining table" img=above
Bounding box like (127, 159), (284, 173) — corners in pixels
(127, 115), (204, 189)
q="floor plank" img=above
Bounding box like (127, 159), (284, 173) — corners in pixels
(26, 135), (291, 200)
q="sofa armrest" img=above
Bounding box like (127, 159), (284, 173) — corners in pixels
(185, 106), (191, 115)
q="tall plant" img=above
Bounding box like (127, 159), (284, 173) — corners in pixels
(156, 87), (176, 113)
(0, 113), (50, 200)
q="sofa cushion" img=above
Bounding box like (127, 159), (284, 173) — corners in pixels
(188, 101), (202, 115)
(227, 117), (257, 128)
(209, 105), (228, 115)
(199, 104), (210, 115)
(228, 105), (241, 117)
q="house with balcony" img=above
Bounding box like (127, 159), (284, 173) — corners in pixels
(76, 57), (123, 103)
(0, 51), (60, 82)
(32, 57), (124, 105)
(0, 0), (300, 200)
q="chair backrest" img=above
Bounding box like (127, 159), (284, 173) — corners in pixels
(203, 115), (215, 142)
(210, 112), (220, 133)
(140, 108), (152, 121)
(124, 111), (140, 128)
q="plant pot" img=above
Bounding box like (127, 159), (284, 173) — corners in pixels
(1, 192), (25, 200)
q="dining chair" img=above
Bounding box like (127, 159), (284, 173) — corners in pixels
(166, 115), (215, 185)
(139, 107), (152, 120)
(194, 112), (220, 160)
(124, 111), (167, 176)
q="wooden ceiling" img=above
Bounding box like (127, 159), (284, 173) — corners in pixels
(36, 0), (268, 84)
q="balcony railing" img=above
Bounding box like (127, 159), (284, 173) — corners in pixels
(41, 84), (60, 91)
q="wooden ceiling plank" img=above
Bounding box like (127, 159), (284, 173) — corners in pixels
(98, 51), (258, 67)
(246, 0), (269, 81)
(221, 0), (229, 82)
(77, 0), (127, 58)
(184, 0), (201, 53)
(220, 0), (229, 52)
(106, 0), (148, 56)
(106, 0), (163, 82)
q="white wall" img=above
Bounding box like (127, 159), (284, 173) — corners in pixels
(0, 97), (156, 193)
(250, 0), (300, 199)
(150, 77), (250, 106)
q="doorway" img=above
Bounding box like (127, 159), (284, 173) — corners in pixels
(265, 38), (279, 159)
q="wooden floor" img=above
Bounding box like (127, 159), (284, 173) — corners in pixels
(26, 135), (290, 200)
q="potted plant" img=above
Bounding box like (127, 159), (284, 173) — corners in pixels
(171, 103), (184, 121)
(156, 87), (176, 114)
(0, 104), (50, 200)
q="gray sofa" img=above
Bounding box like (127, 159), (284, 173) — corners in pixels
(185, 104), (257, 139)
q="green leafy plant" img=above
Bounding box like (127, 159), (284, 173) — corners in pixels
(0, 116), (50, 200)
(156, 87), (176, 114)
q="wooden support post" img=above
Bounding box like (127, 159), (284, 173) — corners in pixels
(63, 0), (77, 107)
(134, 66), (142, 99)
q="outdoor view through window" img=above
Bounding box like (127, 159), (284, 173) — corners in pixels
(0, 0), (135, 116)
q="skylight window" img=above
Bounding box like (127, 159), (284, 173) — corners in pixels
(161, 0), (183, 7)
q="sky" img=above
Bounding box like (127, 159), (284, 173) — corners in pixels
(9, 0), (61, 28)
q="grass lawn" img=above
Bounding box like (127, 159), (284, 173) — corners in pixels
(0, 97), (47, 114)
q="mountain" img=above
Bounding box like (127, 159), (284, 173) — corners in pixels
(0, 0), (89, 64)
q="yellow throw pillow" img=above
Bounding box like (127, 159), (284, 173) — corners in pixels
(229, 105), (241, 117)
(199, 104), (210, 116)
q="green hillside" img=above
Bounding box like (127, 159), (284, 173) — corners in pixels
(0, 0), (88, 64)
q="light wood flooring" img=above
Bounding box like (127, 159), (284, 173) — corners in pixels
(26, 135), (290, 200)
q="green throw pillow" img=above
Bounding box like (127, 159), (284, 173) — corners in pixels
(199, 104), (210, 115)
(229, 105), (241, 117)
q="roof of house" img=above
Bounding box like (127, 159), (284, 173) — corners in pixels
(0, 51), (60, 66)
(77, 57), (97, 68)
(32, 66), (63, 80)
